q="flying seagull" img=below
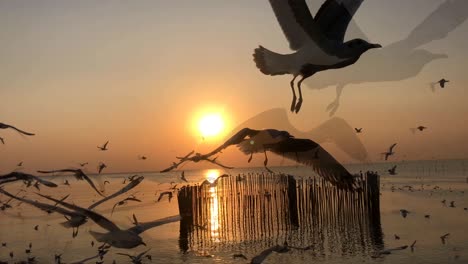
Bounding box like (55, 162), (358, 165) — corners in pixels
(254, 0), (381, 113)
(161, 151), (233, 173)
(0, 123), (35, 136)
(410, 126), (427, 134)
(382, 143), (397, 160)
(201, 128), (358, 190)
(37, 169), (104, 197)
(97, 141), (109, 151)
(36, 194), (181, 248)
(304, 0), (467, 116)
(0, 137), (4, 144)
(354, 128), (362, 133)
(388, 165), (397, 175)
(79, 162), (88, 167)
(98, 162), (107, 174)
(116, 249), (151, 264)
(431, 78), (449, 91)
(111, 195), (142, 215)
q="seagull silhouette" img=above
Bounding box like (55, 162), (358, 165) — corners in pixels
(37, 169), (104, 197)
(201, 128), (358, 190)
(97, 141), (109, 151)
(305, 0), (467, 115)
(0, 123), (35, 136)
(157, 191), (174, 203)
(388, 165), (397, 175)
(382, 143), (397, 160)
(431, 78), (449, 91)
(354, 128), (362, 133)
(0, 137), (4, 144)
(254, 0), (381, 113)
(111, 195), (142, 216)
(0, 172), (57, 188)
(98, 162), (107, 174)
(37, 194), (181, 248)
(116, 249), (151, 264)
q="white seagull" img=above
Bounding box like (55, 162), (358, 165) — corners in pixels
(254, 0), (381, 113)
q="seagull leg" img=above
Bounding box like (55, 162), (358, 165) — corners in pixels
(263, 150), (269, 166)
(326, 84), (344, 116)
(290, 75), (298, 112)
(295, 76), (307, 113)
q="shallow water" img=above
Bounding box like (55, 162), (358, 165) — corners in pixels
(0, 159), (467, 263)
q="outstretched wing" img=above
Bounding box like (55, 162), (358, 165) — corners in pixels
(160, 151), (194, 173)
(286, 0), (337, 54)
(402, 0), (468, 50)
(89, 176), (144, 209)
(81, 172), (105, 197)
(315, 0), (365, 43)
(267, 137), (357, 190)
(204, 128), (260, 157)
(0, 123), (35, 136)
(389, 143), (397, 152)
(128, 215), (181, 234)
(268, 0), (310, 50)
(37, 193), (120, 232)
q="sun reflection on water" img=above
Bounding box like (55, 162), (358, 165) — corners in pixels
(205, 169), (221, 242)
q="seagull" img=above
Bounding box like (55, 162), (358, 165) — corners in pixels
(354, 128), (362, 133)
(410, 240), (417, 252)
(411, 126), (427, 134)
(97, 141), (109, 151)
(441, 233), (450, 244)
(251, 243), (289, 264)
(394, 234), (400, 240)
(17, 161), (23, 167)
(382, 143), (397, 160)
(200, 174), (229, 187)
(388, 165), (397, 175)
(35, 194), (181, 248)
(431, 78), (449, 91)
(116, 249), (151, 264)
(233, 254), (248, 260)
(304, 0), (466, 116)
(37, 169), (104, 197)
(199, 128), (358, 190)
(180, 171), (188, 183)
(79, 162), (88, 167)
(111, 195), (142, 215)
(449, 201), (455, 208)
(98, 162), (107, 174)
(63, 180), (70, 186)
(0, 122), (35, 136)
(0, 137), (4, 144)
(254, 0), (381, 113)
(400, 209), (410, 218)
(157, 191), (173, 203)
(138, 155), (147, 160)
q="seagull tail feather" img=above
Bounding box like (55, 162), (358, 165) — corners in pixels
(253, 46), (291, 76)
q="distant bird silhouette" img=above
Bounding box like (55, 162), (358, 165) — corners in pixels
(157, 191), (173, 203)
(111, 195), (142, 215)
(254, 0), (381, 113)
(440, 233), (450, 244)
(200, 174), (229, 187)
(411, 126), (427, 134)
(233, 253), (248, 260)
(17, 161), (23, 167)
(449, 201), (455, 208)
(388, 165), (397, 175)
(0, 122), (35, 136)
(98, 162), (107, 174)
(425, 214), (431, 219)
(394, 234), (400, 240)
(382, 143), (397, 160)
(201, 128), (358, 190)
(36, 193), (180, 248)
(180, 171), (188, 183)
(431, 78), (449, 91)
(116, 249), (151, 264)
(400, 209), (410, 218)
(410, 240), (417, 252)
(251, 243), (289, 264)
(97, 141), (109, 151)
(138, 155), (147, 160)
(79, 162), (88, 167)
(0, 137), (4, 144)
(354, 128), (362, 133)
(304, 0), (467, 115)
(37, 169), (104, 196)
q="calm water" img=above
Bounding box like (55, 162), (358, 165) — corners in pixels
(0, 159), (467, 263)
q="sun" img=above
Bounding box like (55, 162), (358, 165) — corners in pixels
(198, 113), (224, 138)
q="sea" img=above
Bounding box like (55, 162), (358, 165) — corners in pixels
(0, 159), (467, 264)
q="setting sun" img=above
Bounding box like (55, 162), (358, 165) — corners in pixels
(199, 113), (224, 138)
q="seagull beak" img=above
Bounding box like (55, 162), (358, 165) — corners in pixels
(370, 43), (382, 49)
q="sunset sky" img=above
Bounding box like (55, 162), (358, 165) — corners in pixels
(1, 0), (467, 174)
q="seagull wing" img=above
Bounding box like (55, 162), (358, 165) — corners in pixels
(286, 0), (339, 55)
(389, 143), (397, 152)
(0, 123), (35, 136)
(29, 174), (58, 188)
(267, 137), (357, 190)
(89, 176), (144, 210)
(268, 0), (310, 50)
(403, 0), (468, 50)
(36, 193), (120, 232)
(127, 215), (181, 235)
(315, 0), (365, 43)
(80, 172), (105, 197)
(204, 128), (260, 157)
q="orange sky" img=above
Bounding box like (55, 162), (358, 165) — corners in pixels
(1, 0), (468, 174)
